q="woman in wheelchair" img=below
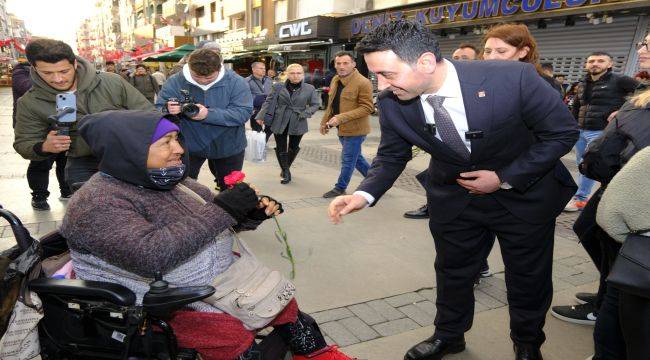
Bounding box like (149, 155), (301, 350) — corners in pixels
(59, 110), (352, 360)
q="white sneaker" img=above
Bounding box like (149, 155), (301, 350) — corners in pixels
(564, 198), (587, 212)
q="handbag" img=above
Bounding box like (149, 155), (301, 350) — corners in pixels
(176, 184), (296, 330)
(607, 233), (650, 299)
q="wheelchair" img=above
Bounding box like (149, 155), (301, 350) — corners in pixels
(1, 205), (216, 360)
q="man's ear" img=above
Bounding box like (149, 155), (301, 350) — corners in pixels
(417, 52), (438, 74)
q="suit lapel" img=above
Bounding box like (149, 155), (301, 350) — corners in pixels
(454, 61), (493, 164)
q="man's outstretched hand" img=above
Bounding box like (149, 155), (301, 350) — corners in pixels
(328, 194), (368, 224)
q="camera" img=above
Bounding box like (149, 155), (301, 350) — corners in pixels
(168, 89), (200, 118)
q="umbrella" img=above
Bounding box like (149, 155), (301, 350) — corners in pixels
(143, 44), (196, 62)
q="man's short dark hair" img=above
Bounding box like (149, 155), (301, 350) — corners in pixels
(25, 39), (76, 66)
(135, 64), (148, 70)
(188, 48), (222, 76)
(355, 19), (442, 63)
(588, 51), (613, 59)
(106, 61), (115, 66)
(540, 62), (554, 71)
(457, 43), (478, 53)
(334, 51), (355, 62)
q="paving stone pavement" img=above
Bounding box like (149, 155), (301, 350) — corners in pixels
(311, 249), (595, 348)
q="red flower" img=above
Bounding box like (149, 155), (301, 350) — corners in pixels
(224, 171), (246, 189)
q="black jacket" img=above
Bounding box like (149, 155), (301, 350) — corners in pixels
(573, 70), (638, 130)
(580, 90), (650, 184)
(358, 60), (577, 224)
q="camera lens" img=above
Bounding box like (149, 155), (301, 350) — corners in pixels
(182, 103), (200, 117)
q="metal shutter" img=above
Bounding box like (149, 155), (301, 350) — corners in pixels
(437, 16), (639, 83)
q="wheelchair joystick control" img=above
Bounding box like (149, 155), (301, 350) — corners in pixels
(148, 271), (169, 294)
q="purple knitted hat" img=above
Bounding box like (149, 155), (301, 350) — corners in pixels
(151, 117), (180, 144)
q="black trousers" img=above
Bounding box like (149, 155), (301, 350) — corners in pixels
(574, 187), (606, 310)
(188, 151), (245, 190)
(64, 156), (100, 192)
(429, 195), (554, 346)
(27, 152), (70, 200)
(274, 128), (303, 153)
(619, 290), (650, 359)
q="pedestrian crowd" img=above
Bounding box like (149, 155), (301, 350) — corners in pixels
(5, 19), (650, 360)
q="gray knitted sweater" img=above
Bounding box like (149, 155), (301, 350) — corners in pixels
(61, 173), (237, 282)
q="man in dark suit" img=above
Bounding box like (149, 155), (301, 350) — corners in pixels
(328, 20), (578, 360)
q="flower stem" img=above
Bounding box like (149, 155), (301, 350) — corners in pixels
(273, 215), (296, 279)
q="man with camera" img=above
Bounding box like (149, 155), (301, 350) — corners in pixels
(13, 39), (154, 197)
(156, 48), (252, 190)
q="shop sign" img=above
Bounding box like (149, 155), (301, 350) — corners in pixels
(350, 0), (604, 36)
(276, 16), (337, 42)
(279, 21), (312, 39)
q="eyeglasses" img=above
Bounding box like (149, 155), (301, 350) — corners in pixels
(636, 41), (649, 51)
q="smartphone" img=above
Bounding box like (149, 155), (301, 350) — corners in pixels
(55, 93), (77, 124)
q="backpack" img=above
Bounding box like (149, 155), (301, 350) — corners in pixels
(580, 129), (628, 184)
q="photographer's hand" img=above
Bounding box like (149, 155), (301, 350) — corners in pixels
(166, 101), (181, 115)
(190, 104), (209, 121)
(42, 130), (71, 153)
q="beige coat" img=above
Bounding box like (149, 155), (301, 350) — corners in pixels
(321, 69), (374, 136)
(597, 146), (650, 242)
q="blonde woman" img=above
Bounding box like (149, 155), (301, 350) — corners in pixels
(257, 63), (320, 184)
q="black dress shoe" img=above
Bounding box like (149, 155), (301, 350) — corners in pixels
(404, 204), (429, 219)
(514, 343), (543, 360)
(404, 336), (465, 360)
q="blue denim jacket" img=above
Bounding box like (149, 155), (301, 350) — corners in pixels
(156, 69), (253, 159)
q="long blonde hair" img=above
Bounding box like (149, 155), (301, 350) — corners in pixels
(631, 88), (650, 108)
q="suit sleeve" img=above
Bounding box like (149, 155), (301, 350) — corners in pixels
(355, 99), (412, 204)
(495, 64), (579, 192)
(203, 77), (253, 127)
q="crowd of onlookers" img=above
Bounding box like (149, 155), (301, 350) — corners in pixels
(7, 23), (650, 359)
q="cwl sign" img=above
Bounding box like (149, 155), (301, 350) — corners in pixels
(278, 21), (313, 39)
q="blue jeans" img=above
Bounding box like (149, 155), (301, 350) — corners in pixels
(574, 129), (603, 201)
(335, 136), (370, 191)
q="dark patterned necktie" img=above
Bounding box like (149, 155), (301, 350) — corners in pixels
(426, 95), (470, 160)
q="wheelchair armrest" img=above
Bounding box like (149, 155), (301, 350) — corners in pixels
(29, 278), (136, 306)
(143, 285), (215, 317)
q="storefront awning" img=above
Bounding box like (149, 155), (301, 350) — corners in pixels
(268, 40), (332, 53)
(143, 44), (196, 62)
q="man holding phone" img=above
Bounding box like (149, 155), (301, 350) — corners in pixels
(14, 39), (153, 195)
